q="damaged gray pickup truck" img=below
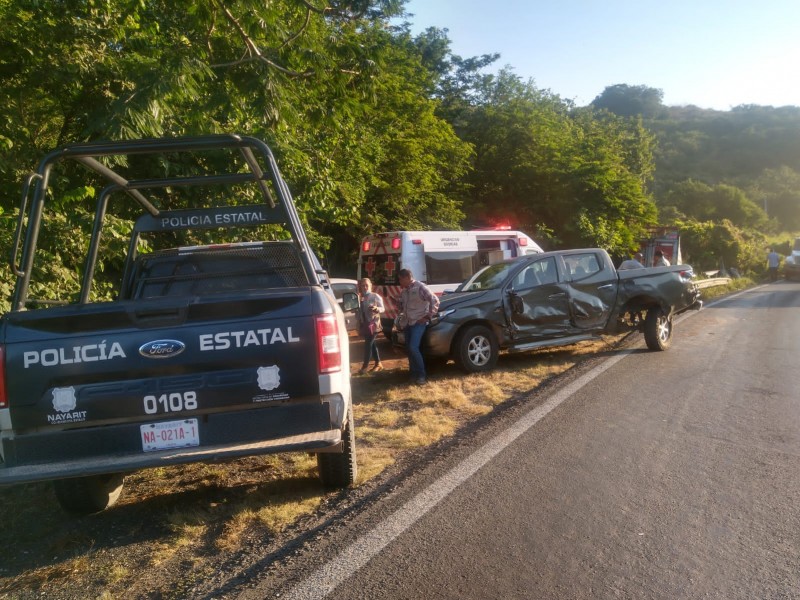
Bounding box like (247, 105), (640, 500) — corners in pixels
(409, 248), (702, 373)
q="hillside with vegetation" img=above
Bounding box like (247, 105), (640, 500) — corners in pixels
(1, 1), (797, 312)
(594, 84), (800, 272)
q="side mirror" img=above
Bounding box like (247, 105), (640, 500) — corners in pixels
(342, 292), (359, 311)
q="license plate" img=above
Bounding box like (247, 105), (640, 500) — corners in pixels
(141, 419), (200, 452)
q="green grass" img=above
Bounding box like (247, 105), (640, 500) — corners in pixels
(699, 276), (755, 301)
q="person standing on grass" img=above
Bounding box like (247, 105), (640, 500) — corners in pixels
(357, 278), (385, 375)
(767, 248), (781, 282)
(397, 268), (439, 385)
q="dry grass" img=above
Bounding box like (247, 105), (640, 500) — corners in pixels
(150, 511), (208, 565)
(0, 336), (624, 598)
(351, 337), (617, 485)
(0, 555), (94, 595)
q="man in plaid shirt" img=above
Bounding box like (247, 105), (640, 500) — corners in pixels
(397, 268), (440, 385)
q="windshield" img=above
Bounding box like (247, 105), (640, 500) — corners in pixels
(458, 261), (515, 291)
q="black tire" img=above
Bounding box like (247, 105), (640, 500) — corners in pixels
(53, 473), (125, 514)
(317, 405), (358, 488)
(644, 308), (673, 351)
(454, 325), (499, 373)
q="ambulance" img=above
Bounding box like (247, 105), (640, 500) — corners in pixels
(357, 229), (543, 337)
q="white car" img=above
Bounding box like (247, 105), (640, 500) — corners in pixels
(331, 278), (359, 332)
(784, 239), (800, 281)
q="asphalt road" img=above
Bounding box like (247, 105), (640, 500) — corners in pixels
(239, 281), (800, 600)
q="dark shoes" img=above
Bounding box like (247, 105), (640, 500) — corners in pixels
(358, 363), (383, 375)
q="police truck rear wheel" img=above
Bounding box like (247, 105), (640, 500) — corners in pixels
(53, 473), (125, 514)
(317, 406), (358, 488)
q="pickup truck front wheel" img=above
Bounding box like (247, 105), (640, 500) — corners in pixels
(317, 405), (358, 488)
(644, 309), (673, 351)
(454, 325), (499, 373)
(53, 473), (125, 514)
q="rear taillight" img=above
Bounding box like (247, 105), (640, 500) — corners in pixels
(0, 346), (6, 408)
(315, 315), (341, 374)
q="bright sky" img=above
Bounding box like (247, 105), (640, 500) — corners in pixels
(400, 0), (800, 110)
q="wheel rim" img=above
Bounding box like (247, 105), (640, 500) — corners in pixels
(657, 316), (671, 342)
(467, 335), (491, 366)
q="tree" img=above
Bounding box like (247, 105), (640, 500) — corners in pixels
(676, 218), (765, 274)
(661, 180), (770, 231)
(437, 69), (658, 254)
(0, 0), (472, 288)
(591, 84), (666, 119)
(746, 167), (800, 231)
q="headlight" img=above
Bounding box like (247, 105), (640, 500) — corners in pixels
(432, 308), (457, 324)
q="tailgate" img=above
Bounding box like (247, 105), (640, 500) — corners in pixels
(3, 290), (321, 431)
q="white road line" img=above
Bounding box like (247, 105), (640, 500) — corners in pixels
(279, 349), (635, 600)
(278, 285), (762, 599)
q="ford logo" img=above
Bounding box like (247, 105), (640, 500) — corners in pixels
(139, 339), (186, 359)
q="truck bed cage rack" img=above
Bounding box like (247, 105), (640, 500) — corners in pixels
(11, 134), (311, 311)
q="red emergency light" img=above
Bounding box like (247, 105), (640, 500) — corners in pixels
(392, 238), (402, 249)
(362, 240), (371, 252)
(472, 224), (513, 231)
(519, 238), (527, 246)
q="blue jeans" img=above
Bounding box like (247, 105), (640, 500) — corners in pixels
(362, 331), (380, 367)
(405, 323), (427, 380)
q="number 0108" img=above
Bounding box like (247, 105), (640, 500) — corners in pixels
(143, 391), (198, 414)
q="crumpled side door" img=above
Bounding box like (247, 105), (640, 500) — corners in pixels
(504, 256), (571, 340)
(561, 251), (618, 330)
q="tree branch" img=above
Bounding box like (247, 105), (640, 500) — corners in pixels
(296, 0), (368, 20)
(280, 8), (312, 50)
(209, 0), (312, 77)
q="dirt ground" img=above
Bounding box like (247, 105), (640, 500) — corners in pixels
(347, 331), (408, 373)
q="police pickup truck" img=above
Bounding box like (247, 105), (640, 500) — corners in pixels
(0, 135), (359, 513)
(405, 248), (702, 373)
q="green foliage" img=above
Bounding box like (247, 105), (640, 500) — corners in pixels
(591, 84), (667, 119)
(3, 4), (798, 299)
(661, 180), (770, 231)
(746, 167), (800, 232)
(676, 218), (766, 274)
(650, 104), (800, 191)
(0, 0), (468, 286)
(647, 105), (800, 275)
(431, 67), (658, 254)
